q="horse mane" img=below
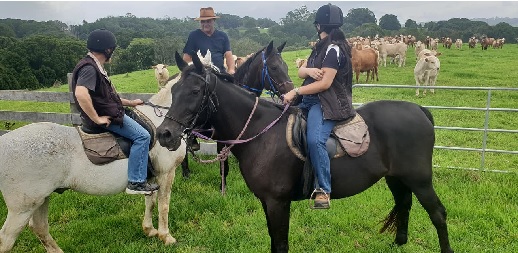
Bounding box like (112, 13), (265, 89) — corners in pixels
(148, 72), (180, 106)
(233, 46), (265, 83)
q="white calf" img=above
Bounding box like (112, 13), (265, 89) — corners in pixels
(414, 55), (440, 96)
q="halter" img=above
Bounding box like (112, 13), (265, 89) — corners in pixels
(164, 70), (219, 134)
(240, 51), (292, 99)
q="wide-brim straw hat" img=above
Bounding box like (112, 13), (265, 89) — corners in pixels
(194, 7), (220, 21)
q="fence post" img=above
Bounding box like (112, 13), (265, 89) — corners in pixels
(67, 73), (81, 126)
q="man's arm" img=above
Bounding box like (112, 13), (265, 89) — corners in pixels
(183, 53), (193, 64)
(224, 51), (235, 75)
(75, 86), (112, 126)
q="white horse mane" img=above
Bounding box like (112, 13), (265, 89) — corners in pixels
(191, 49), (220, 73)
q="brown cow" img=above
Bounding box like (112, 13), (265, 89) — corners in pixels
(351, 46), (379, 83)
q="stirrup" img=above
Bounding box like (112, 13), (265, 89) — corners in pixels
(309, 188), (330, 209)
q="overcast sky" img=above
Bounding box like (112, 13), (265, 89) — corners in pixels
(1, 1), (517, 25)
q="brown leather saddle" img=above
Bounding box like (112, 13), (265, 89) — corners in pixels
(76, 108), (157, 178)
(286, 110), (370, 161)
(286, 109), (370, 201)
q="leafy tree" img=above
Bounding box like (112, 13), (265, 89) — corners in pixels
(492, 22), (516, 40)
(230, 38), (262, 56)
(281, 5), (312, 25)
(153, 36), (184, 66)
(350, 23), (384, 38)
(217, 13), (242, 29)
(405, 19), (418, 29)
(227, 28), (241, 40)
(344, 8), (376, 29)
(0, 23), (15, 37)
(379, 14), (401, 31)
(256, 18), (278, 28)
(243, 16), (257, 29)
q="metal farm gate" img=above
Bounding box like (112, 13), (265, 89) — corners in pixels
(353, 84), (518, 173)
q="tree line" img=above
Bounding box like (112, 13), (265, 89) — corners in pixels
(1, 6), (517, 90)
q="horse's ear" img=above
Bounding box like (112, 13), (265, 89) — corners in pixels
(277, 41), (287, 53)
(266, 41), (274, 55)
(192, 51), (204, 73)
(175, 51), (188, 71)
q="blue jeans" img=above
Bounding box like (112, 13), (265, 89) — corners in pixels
(105, 114), (151, 183)
(299, 95), (336, 194)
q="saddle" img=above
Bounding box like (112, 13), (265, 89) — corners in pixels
(286, 109), (370, 200)
(286, 110), (370, 161)
(76, 107), (157, 178)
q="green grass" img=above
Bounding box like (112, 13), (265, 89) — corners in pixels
(1, 157), (517, 253)
(1, 44), (518, 252)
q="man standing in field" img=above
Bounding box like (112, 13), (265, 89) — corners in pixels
(183, 7), (236, 75)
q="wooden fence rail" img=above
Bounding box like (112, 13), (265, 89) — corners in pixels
(0, 90), (153, 135)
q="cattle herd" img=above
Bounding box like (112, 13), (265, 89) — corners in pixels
(294, 34), (506, 96)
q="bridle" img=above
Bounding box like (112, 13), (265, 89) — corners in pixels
(164, 69), (219, 135)
(240, 51), (293, 99)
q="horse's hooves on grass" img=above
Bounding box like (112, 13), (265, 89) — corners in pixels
(144, 227), (158, 237)
(160, 234), (177, 245)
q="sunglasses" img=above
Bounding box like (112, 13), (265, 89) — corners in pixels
(200, 20), (214, 24)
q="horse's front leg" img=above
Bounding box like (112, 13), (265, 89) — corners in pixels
(155, 171), (177, 245)
(261, 198), (291, 253)
(143, 192), (158, 237)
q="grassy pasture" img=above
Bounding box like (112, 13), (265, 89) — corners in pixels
(1, 44), (518, 252)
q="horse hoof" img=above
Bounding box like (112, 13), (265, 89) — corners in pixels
(144, 227), (158, 237)
(160, 234), (177, 245)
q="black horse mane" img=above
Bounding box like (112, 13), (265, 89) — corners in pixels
(233, 46), (266, 83)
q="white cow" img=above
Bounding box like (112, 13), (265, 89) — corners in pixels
(414, 55), (440, 96)
(378, 42), (408, 67)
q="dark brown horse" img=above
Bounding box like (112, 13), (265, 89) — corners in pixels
(180, 41), (293, 184)
(157, 52), (453, 253)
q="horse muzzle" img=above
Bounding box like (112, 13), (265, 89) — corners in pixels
(156, 125), (183, 151)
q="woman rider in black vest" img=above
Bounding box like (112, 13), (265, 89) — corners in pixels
(283, 4), (355, 209)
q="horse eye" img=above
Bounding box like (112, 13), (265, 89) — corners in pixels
(270, 66), (278, 71)
(192, 89), (200, 95)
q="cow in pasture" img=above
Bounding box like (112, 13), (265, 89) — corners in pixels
(455, 39), (463, 49)
(418, 49), (442, 60)
(414, 55), (440, 96)
(468, 37), (477, 49)
(378, 42), (408, 67)
(430, 38), (439, 51)
(152, 64), (169, 89)
(415, 41), (425, 60)
(351, 46), (379, 83)
(480, 37), (491, 50)
(443, 38), (453, 49)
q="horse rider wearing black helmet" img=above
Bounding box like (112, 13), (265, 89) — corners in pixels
(72, 28), (160, 195)
(283, 4), (355, 209)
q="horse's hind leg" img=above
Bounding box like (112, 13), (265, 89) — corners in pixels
(412, 183), (453, 253)
(381, 176), (413, 246)
(28, 197), (63, 253)
(0, 206), (37, 252)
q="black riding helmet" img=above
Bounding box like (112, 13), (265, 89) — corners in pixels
(314, 3), (344, 28)
(87, 29), (117, 59)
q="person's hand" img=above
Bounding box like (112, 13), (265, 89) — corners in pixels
(95, 116), (112, 127)
(227, 69), (236, 75)
(132, 99), (144, 106)
(306, 68), (324, 81)
(283, 89), (297, 105)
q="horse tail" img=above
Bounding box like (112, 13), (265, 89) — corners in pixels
(419, 106), (435, 126)
(379, 207), (398, 234)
